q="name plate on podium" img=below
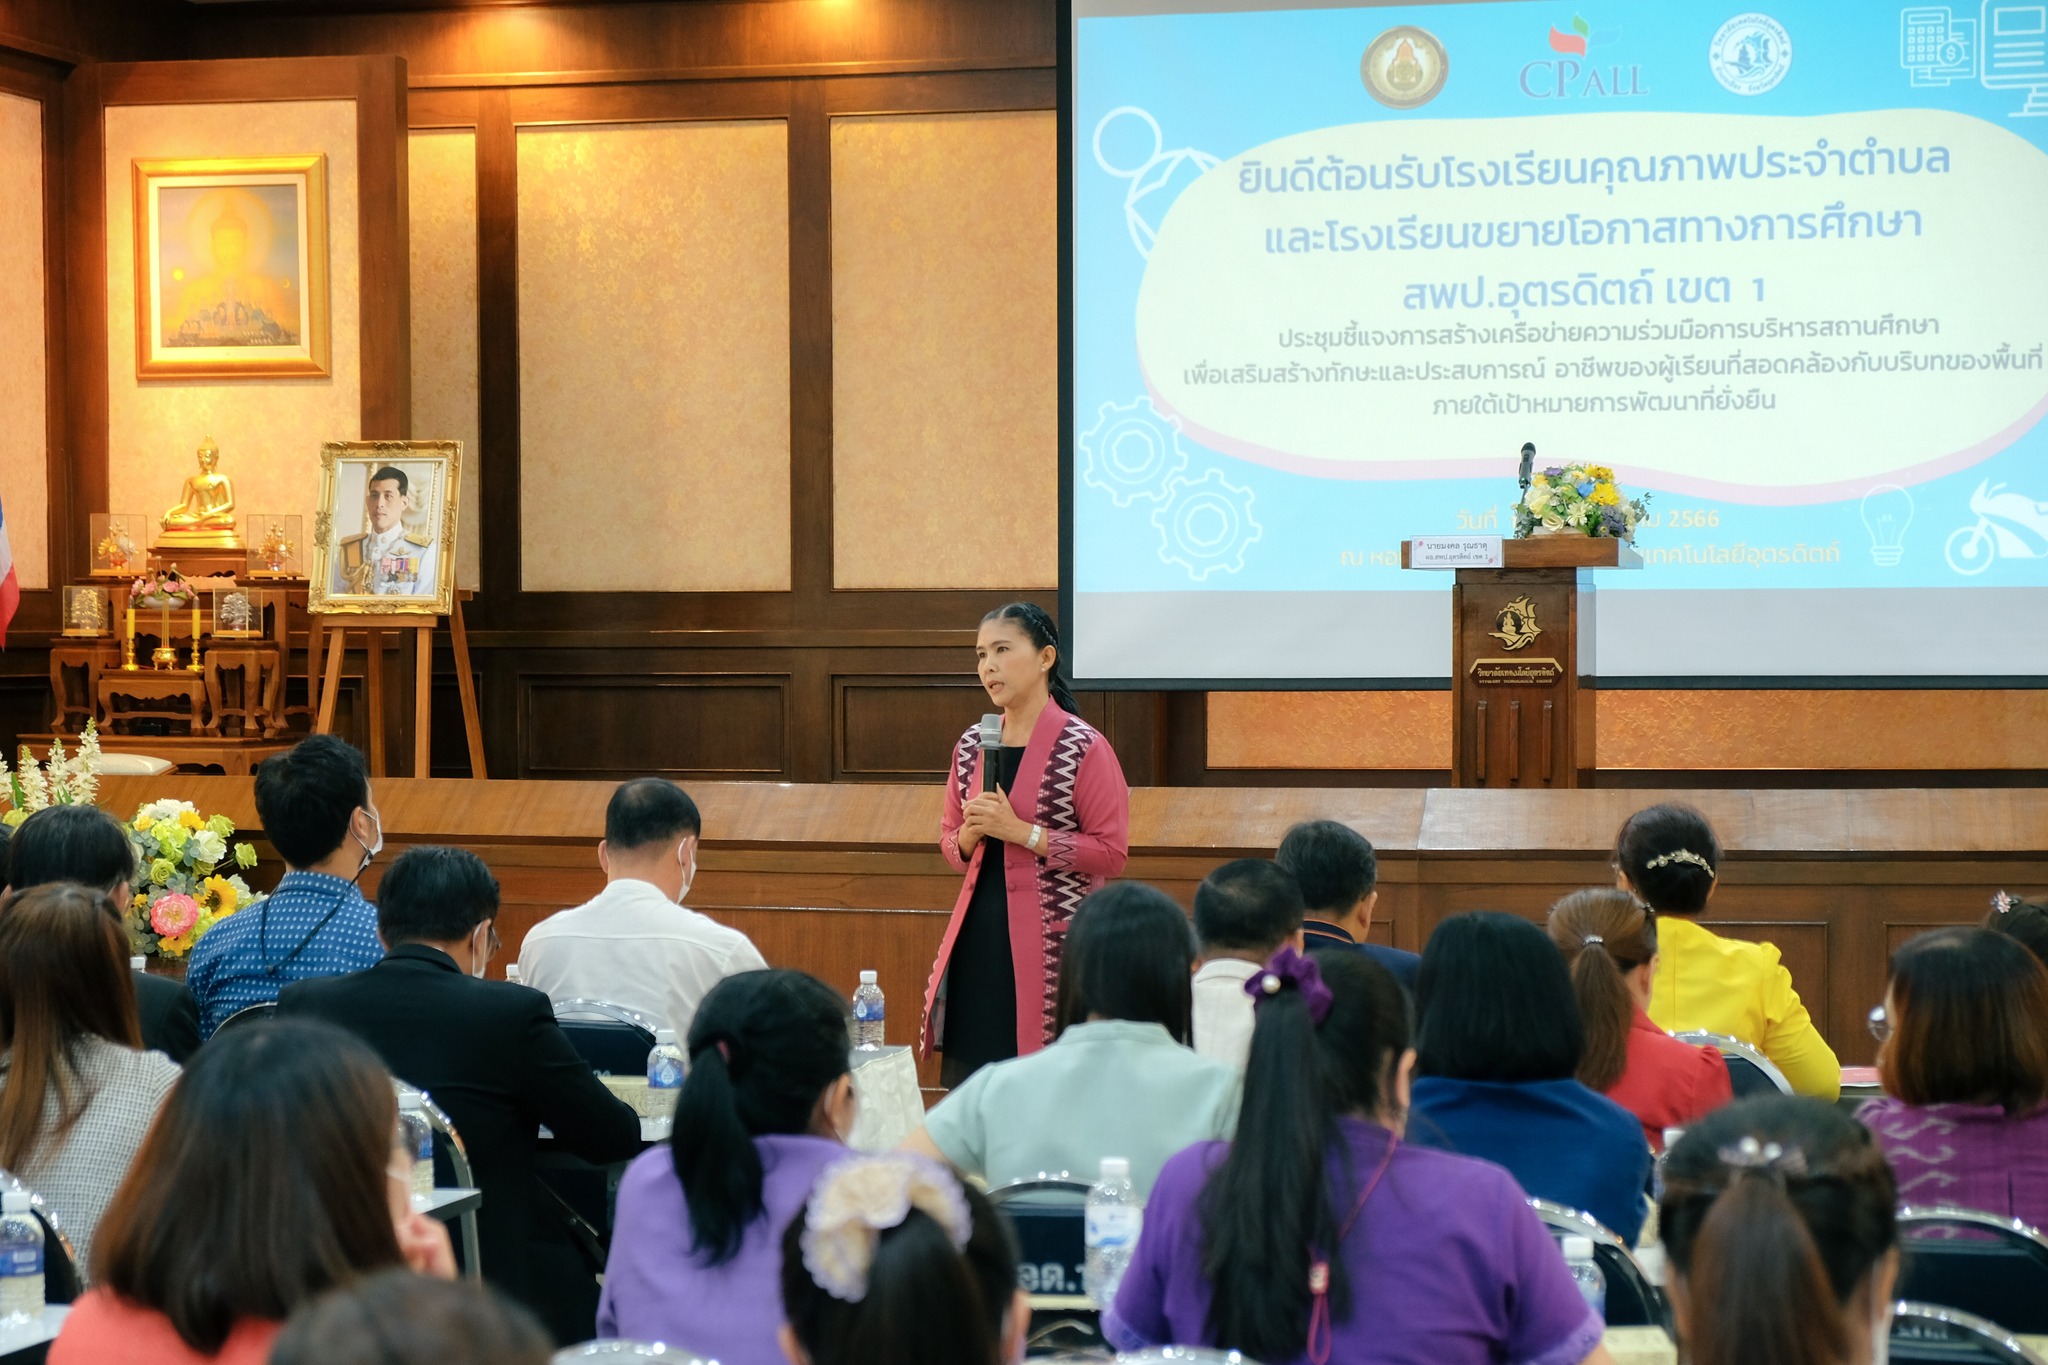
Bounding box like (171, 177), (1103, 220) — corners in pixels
(1405, 535), (1503, 568)
(1471, 657), (1563, 686)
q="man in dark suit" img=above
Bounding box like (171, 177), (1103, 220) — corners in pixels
(277, 844), (640, 1344)
(2, 805), (201, 1062)
(1275, 819), (1422, 992)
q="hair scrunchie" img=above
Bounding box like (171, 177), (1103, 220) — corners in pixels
(1245, 944), (1334, 1025)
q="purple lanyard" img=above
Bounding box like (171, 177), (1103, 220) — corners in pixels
(1306, 1137), (1399, 1365)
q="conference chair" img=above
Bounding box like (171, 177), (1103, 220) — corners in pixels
(990, 1176), (1103, 1355)
(397, 1082), (483, 1283)
(212, 1000), (278, 1034)
(1896, 1206), (2048, 1334)
(0, 1171), (79, 1305)
(550, 999), (658, 1076)
(1889, 1301), (2048, 1364)
(1116, 1352), (1263, 1363)
(551, 1344), (715, 1363)
(1526, 1197), (1672, 1335)
(1672, 1030), (1793, 1097)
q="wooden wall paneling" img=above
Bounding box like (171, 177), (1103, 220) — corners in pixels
(518, 670), (793, 780)
(0, 0), (184, 67)
(834, 675), (988, 781)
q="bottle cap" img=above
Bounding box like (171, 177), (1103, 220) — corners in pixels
(398, 1091), (424, 1112)
(1100, 1156), (1130, 1179)
(1, 1192), (29, 1215)
(1562, 1235), (1595, 1261)
(859, 970), (877, 984)
(130, 956), (146, 972)
(1662, 1127), (1686, 1150)
(655, 1027), (678, 1046)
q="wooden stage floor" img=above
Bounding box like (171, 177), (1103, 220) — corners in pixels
(95, 777), (2048, 1090)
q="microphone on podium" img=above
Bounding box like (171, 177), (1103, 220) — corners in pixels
(1518, 442), (1537, 494)
(978, 713), (1004, 796)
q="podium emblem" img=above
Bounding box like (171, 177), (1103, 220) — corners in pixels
(1488, 595), (1543, 651)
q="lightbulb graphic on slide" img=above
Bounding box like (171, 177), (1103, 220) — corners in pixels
(1945, 480), (2048, 574)
(1860, 485), (1915, 566)
(1092, 106), (1218, 257)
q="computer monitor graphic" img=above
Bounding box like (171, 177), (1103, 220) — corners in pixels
(1982, 2), (2048, 113)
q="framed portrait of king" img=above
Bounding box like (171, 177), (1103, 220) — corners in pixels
(132, 154), (330, 379)
(308, 442), (462, 617)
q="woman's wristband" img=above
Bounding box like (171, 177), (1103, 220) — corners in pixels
(1026, 824), (1043, 853)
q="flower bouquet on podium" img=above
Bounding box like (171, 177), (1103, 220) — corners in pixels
(126, 798), (264, 959)
(1515, 464), (1649, 540)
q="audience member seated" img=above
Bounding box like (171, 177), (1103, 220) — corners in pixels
(1106, 948), (1613, 1365)
(0, 885), (179, 1274)
(1615, 803), (1840, 1099)
(277, 846), (640, 1344)
(186, 736), (385, 1037)
(520, 778), (766, 1038)
(1409, 911), (1653, 1243)
(1988, 892), (2048, 973)
(4, 805), (201, 1061)
(1547, 888), (1731, 1151)
(1190, 859), (1304, 1068)
(779, 1153), (1027, 1365)
(1659, 1096), (1899, 1365)
(1275, 819), (1420, 990)
(50, 1020), (454, 1365)
(903, 883), (1238, 1195)
(271, 1271), (552, 1365)
(600, 969), (853, 1363)
(1859, 926), (2048, 1227)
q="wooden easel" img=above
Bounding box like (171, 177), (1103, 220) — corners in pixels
(309, 594), (486, 778)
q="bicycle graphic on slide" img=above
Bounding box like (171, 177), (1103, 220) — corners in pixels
(1944, 479), (2048, 575)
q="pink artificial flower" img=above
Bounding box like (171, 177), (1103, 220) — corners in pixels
(149, 893), (200, 938)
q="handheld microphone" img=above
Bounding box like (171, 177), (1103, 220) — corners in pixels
(1519, 442), (1536, 493)
(978, 713), (1004, 796)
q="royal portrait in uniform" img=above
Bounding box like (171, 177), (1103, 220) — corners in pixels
(308, 441), (462, 616)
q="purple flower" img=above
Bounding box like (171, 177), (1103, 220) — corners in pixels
(1544, 466), (1564, 479)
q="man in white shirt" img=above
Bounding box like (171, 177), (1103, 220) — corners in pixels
(1190, 858), (1305, 1069)
(519, 778), (767, 1038)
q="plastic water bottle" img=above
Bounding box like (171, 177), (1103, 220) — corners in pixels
(129, 955), (145, 973)
(1563, 1235), (1606, 1320)
(851, 971), (885, 1050)
(504, 964), (522, 985)
(0, 1192), (43, 1322)
(1083, 1156), (1143, 1307)
(647, 1027), (686, 1091)
(398, 1093), (435, 1199)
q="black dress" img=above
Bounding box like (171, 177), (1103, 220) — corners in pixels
(940, 745), (1025, 1089)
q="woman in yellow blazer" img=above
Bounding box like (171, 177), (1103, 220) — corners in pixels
(1614, 804), (1841, 1099)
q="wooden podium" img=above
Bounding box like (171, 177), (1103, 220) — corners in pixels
(1402, 536), (1641, 788)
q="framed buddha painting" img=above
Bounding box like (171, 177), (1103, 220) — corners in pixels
(308, 441), (463, 617)
(132, 154), (331, 379)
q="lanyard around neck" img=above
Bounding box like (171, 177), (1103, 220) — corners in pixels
(261, 880), (354, 977)
(1305, 1135), (1400, 1365)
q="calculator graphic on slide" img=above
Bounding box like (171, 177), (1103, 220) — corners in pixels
(1901, 5), (1977, 83)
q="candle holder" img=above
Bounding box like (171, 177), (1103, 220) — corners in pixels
(187, 601), (206, 673)
(150, 606), (177, 670)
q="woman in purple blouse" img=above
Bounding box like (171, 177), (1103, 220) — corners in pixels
(1105, 947), (1613, 1365)
(598, 970), (855, 1363)
(1859, 926), (2048, 1228)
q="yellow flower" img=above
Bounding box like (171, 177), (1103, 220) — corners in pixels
(203, 876), (239, 916)
(1531, 472), (1550, 487)
(1589, 465), (1615, 481)
(1592, 484), (1621, 507)
(131, 892), (149, 910)
(133, 813), (153, 832)
(148, 858), (175, 886)
(177, 810), (205, 832)
(155, 931), (195, 957)
(0, 811), (23, 829)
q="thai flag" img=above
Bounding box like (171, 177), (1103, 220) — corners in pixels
(0, 493), (17, 649)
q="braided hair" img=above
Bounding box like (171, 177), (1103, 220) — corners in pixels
(981, 602), (1080, 714)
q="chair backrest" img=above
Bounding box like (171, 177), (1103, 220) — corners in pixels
(1890, 1300), (2048, 1364)
(551, 1000), (658, 1076)
(213, 1000), (278, 1035)
(550, 1343), (716, 1363)
(395, 1082), (482, 1280)
(1897, 1206), (2048, 1334)
(1525, 1198), (1671, 1334)
(1116, 1351), (1263, 1363)
(0, 1169), (80, 1305)
(989, 1177), (1093, 1300)
(1672, 1030), (1793, 1097)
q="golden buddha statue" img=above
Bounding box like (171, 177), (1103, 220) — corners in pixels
(159, 438), (243, 549)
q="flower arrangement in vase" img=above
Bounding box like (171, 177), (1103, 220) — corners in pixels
(129, 568), (196, 609)
(0, 723), (103, 827)
(127, 798), (263, 958)
(1514, 464), (1650, 540)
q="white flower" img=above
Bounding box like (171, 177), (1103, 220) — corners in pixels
(187, 830), (228, 867)
(16, 748), (47, 813)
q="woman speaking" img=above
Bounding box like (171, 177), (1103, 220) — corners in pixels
(922, 603), (1130, 1088)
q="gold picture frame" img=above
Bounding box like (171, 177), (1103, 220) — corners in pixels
(133, 154), (331, 380)
(308, 441), (462, 617)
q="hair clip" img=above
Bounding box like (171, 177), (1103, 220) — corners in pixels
(1717, 1134), (1807, 1182)
(1246, 945), (1334, 1026)
(1582, 934), (1605, 947)
(801, 1154), (972, 1303)
(1992, 890), (2016, 915)
(1645, 849), (1715, 875)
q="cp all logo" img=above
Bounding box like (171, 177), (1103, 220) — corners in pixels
(1519, 13), (1650, 98)
(1709, 12), (1792, 95)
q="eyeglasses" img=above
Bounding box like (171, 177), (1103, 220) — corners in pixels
(1868, 1003), (1892, 1044)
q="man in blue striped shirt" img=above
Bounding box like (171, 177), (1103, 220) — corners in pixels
(188, 735), (387, 1035)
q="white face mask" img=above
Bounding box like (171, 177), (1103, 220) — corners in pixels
(471, 924), (490, 979)
(676, 843), (697, 904)
(355, 806), (384, 871)
(1870, 1299), (1894, 1365)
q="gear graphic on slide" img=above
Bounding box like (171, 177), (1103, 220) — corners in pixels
(1151, 469), (1261, 580)
(1080, 397), (1189, 507)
